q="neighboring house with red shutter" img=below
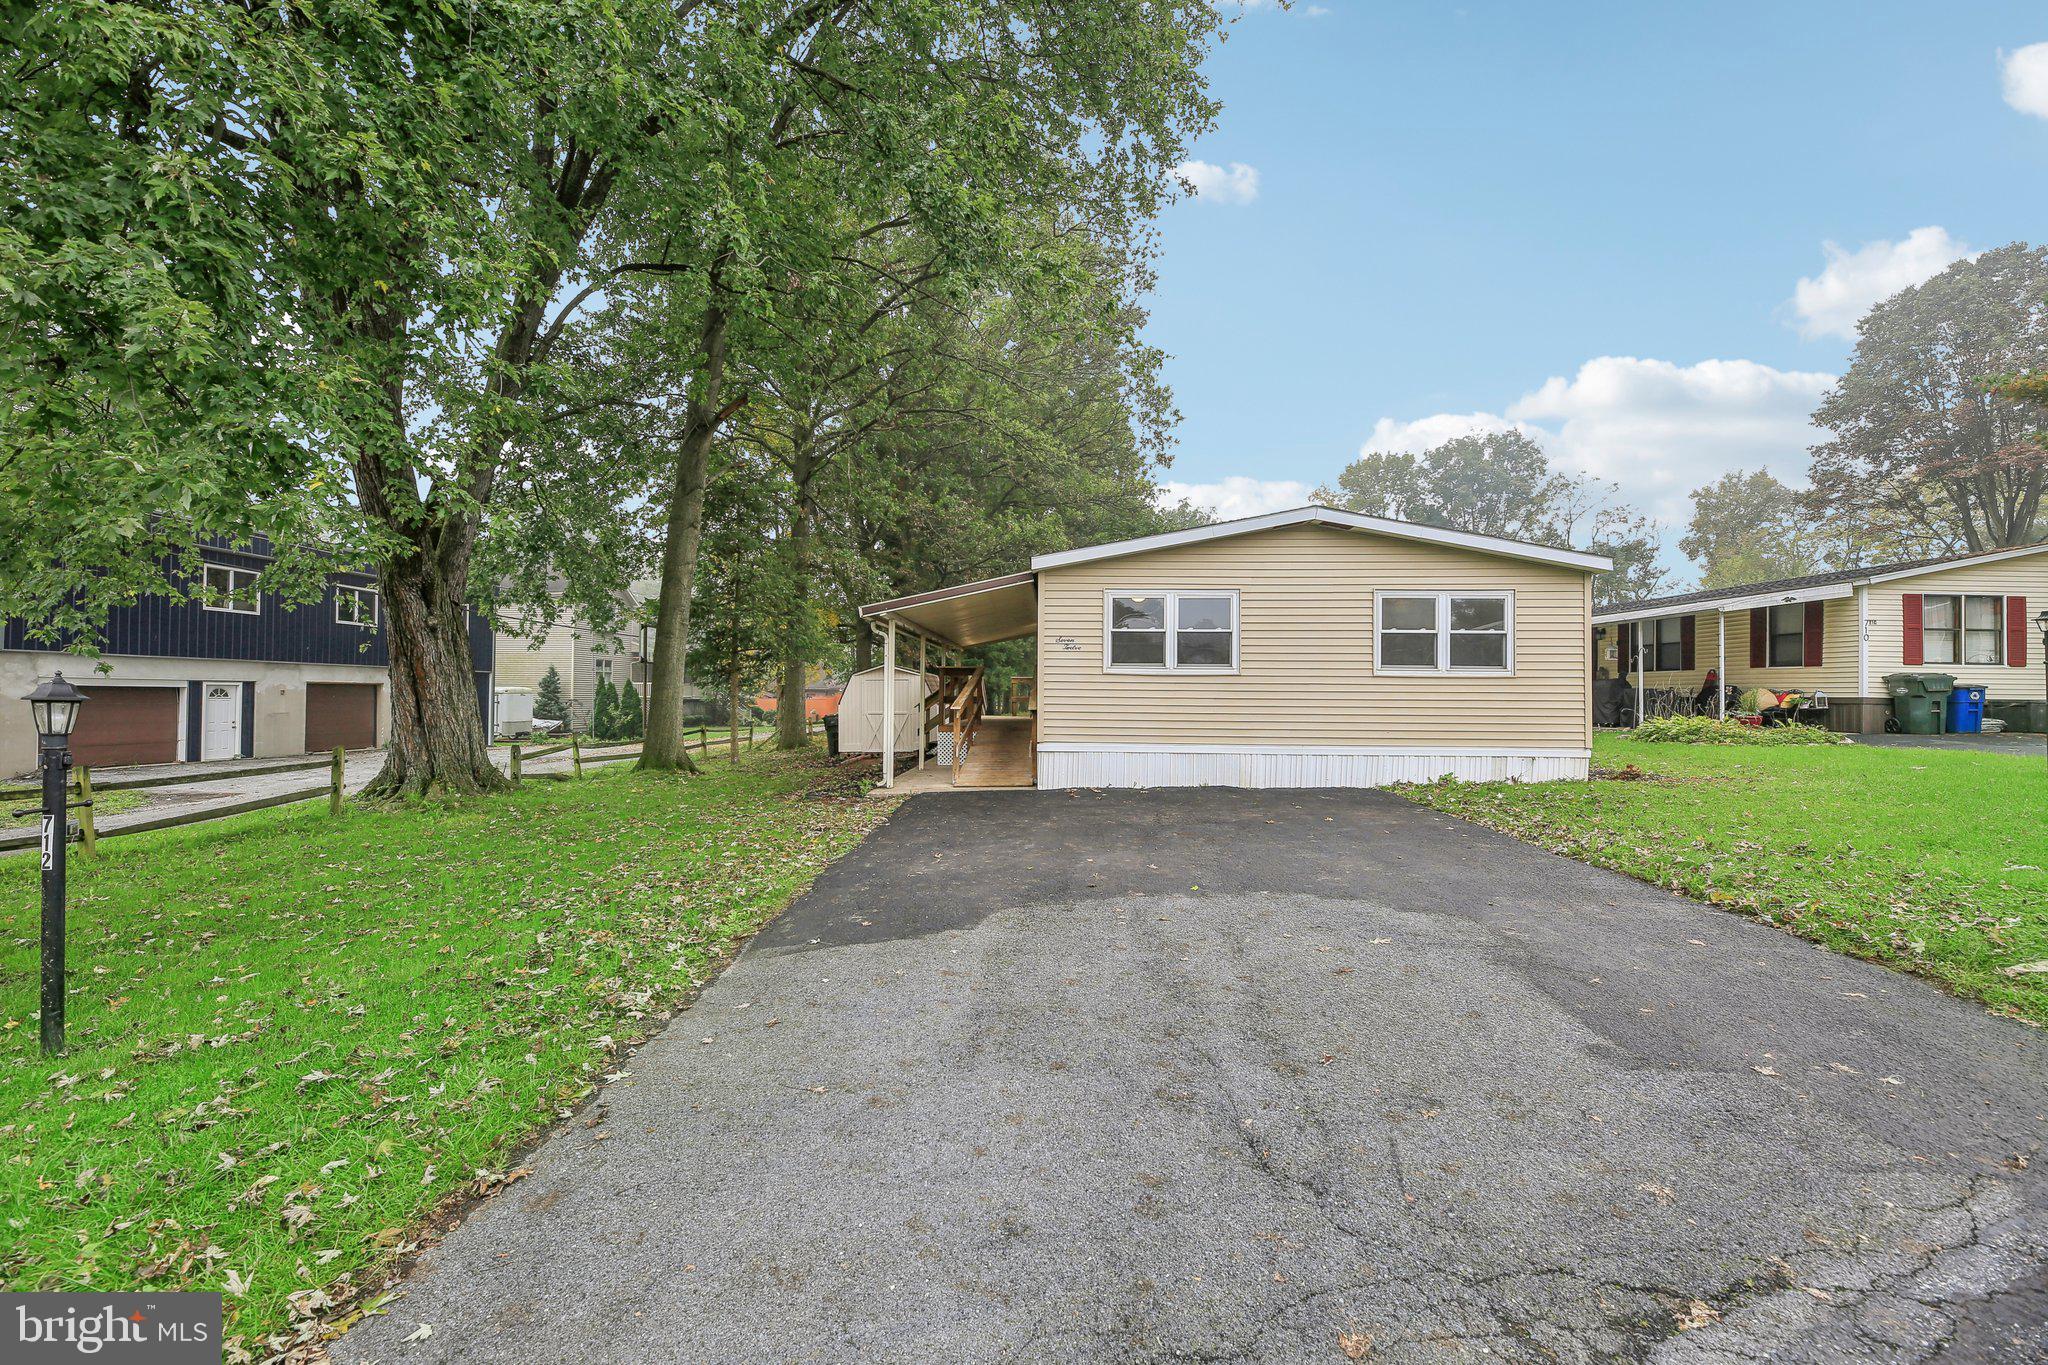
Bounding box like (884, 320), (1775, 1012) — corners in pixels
(1592, 543), (2047, 731)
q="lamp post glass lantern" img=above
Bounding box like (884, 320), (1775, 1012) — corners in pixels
(24, 672), (87, 1056)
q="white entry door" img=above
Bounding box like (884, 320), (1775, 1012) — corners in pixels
(201, 683), (242, 761)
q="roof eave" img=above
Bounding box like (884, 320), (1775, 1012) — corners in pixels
(1029, 506), (1612, 574)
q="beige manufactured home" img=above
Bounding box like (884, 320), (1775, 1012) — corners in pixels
(1593, 543), (2046, 730)
(857, 507), (1611, 790)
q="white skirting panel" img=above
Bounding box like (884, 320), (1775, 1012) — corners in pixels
(1035, 744), (1590, 790)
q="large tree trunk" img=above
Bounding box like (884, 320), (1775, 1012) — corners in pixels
(363, 554), (505, 798)
(775, 482), (814, 750)
(640, 299), (733, 773)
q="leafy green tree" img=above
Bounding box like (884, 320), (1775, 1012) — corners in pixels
(6, 0), (697, 799)
(1681, 470), (1829, 588)
(590, 679), (618, 743)
(689, 457), (792, 760)
(1808, 243), (2048, 554)
(1316, 431), (1671, 605)
(0, 3), (345, 644)
(634, 0), (1223, 768)
(617, 679), (644, 741)
(533, 667), (569, 723)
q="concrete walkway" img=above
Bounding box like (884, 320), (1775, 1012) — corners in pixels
(335, 787), (2048, 1364)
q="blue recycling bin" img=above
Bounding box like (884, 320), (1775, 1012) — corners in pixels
(1947, 684), (1986, 734)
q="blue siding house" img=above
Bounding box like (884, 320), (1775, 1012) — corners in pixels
(3, 540), (493, 776)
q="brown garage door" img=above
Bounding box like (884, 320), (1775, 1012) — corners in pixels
(73, 686), (182, 768)
(305, 683), (378, 753)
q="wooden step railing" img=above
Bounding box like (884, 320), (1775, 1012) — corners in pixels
(950, 666), (986, 784)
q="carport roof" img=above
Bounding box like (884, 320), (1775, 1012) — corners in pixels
(858, 571), (1037, 648)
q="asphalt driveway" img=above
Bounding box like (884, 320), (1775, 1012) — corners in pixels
(336, 788), (2048, 1363)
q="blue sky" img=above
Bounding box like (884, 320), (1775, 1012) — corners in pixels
(1147, 1), (2048, 579)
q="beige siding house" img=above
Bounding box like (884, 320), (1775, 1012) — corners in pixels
(493, 597), (652, 731)
(1594, 543), (2046, 728)
(858, 507), (1610, 790)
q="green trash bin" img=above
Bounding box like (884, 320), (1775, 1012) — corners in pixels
(1883, 672), (1955, 734)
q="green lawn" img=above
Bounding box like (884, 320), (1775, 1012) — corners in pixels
(0, 749), (888, 1359)
(1402, 734), (2048, 1023)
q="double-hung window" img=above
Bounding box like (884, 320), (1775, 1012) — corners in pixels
(1375, 592), (1513, 673)
(335, 584), (379, 628)
(201, 563), (260, 615)
(1653, 616), (1684, 672)
(1104, 591), (1238, 672)
(1767, 603), (1804, 668)
(1922, 594), (2002, 665)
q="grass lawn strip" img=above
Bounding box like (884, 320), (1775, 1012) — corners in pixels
(1401, 734), (2048, 1025)
(0, 748), (890, 1360)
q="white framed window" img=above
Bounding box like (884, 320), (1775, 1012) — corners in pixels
(1374, 591), (1514, 674)
(1103, 590), (1239, 673)
(200, 563), (260, 615)
(1767, 603), (1804, 668)
(335, 584), (378, 628)
(593, 657), (615, 684)
(1922, 594), (2002, 666)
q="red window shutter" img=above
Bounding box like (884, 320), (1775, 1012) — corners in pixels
(1803, 601), (1824, 667)
(1901, 593), (1923, 666)
(2010, 595), (2029, 668)
(1680, 614), (1696, 671)
(1749, 607), (1766, 669)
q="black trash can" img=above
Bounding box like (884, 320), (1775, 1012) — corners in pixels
(821, 712), (839, 756)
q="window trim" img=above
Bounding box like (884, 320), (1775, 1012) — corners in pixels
(1373, 590), (1516, 676)
(199, 562), (261, 616)
(1922, 592), (2004, 667)
(593, 657), (615, 685)
(1767, 602), (1804, 669)
(1101, 589), (1241, 674)
(335, 584), (379, 629)
(1653, 615), (1684, 673)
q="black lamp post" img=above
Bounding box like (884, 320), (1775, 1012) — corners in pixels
(24, 672), (86, 1056)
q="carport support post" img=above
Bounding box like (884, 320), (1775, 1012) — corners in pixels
(1634, 625), (1644, 727)
(1717, 612), (1727, 720)
(917, 634), (927, 770)
(881, 620), (896, 788)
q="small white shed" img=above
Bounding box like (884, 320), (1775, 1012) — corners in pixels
(836, 667), (932, 755)
(492, 686), (536, 739)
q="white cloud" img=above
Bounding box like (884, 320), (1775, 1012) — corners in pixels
(2001, 43), (2048, 118)
(1361, 411), (1535, 455)
(1787, 227), (1975, 340)
(1159, 475), (1312, 520)
(1175, 160), (1261, 205)
(1363, 356), (1835, 528)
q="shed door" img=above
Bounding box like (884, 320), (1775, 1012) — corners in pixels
(305, 683), (377, 753)
(72, 686), (182, 768)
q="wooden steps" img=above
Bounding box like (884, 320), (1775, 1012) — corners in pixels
(954, 717), (1035, 788)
